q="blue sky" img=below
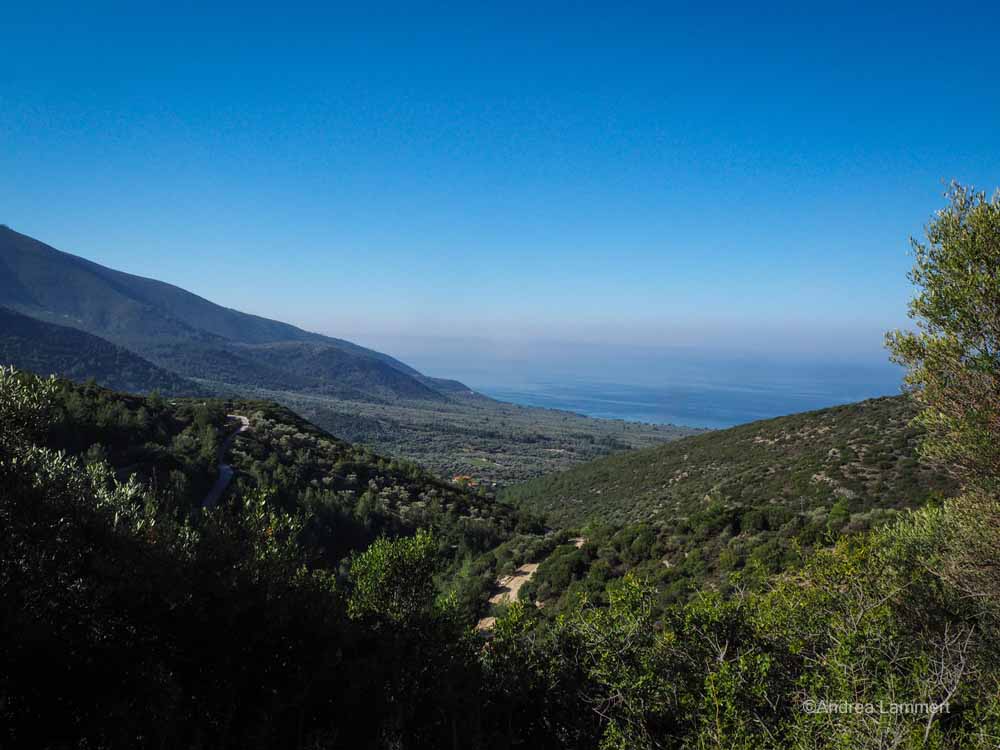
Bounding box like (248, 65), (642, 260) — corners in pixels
(3, 2), (999, 378)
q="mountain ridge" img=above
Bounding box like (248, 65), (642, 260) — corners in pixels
(0, 225), (458, 402)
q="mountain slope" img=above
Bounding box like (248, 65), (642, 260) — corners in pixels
(503, 395), (956, 528)
(0, 306), (203, 395)
(499, 395), (959, 607)
(0, 225), (447, 401)
(26, 368), (523, 563)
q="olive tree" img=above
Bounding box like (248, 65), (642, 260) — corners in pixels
(886, 183), (1000, 490)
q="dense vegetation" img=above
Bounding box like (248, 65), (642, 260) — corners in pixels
(19, 373), (531, 570)
(3, 366), (997, 749)
(255, 385), (694, 486)
(1, 368), (486, 749)
(223, 397), (532, 566)
(2, 185), (999, 749)
(483, 184), (1000, 748)
(503, 395), (952, 528)
(0, 306), (202, 396)
(496, 394), (957, 608)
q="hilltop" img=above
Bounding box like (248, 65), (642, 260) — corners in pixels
(30, 372), (524, 566)
(503, 395), (954, 527)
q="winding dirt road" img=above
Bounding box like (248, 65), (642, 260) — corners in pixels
(477, 537), (586, 631)
(202, 414), (250, 509)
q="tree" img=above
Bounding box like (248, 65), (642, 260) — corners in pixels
(348, 529), (438, 625)
(556, 575), (680, 749)
(0, 365), (58, 451)
(886, 183), (1000, 490)
(886, 183), (1000, 622)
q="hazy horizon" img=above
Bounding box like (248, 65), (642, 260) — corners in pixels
(5, 3), (999, 375)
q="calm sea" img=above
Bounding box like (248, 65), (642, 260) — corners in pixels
(471, 364), (904, 430)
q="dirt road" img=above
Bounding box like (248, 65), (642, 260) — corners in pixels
(476, 563), (541, 631)
(202, 414), (250, 509)
(488, 563), (540, 606)
(477, 538), (587, 631)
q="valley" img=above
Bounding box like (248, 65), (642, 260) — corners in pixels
(0, 225), (696, 485)
(235, 383), (693, 485)
(2, 189), (998, 749)
(5, 8), (999, 746)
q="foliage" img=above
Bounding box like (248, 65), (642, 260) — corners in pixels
(2, 226), (696, 488)
(480, 508), (1000, 749)
(0, 364), (58, 449)
(0, 306), (203, 396)
(0, 368), (481, 748)
(254, 384), (693, 487)
(555, 575), (681, 749)
(887, 182), (1000, 490)
(504, 397), (955, 609)
(348, 531), (439, 624)
(226, 398), (525, 572)
(504, 396), (952, 529)
(3, 186), (1000, 748)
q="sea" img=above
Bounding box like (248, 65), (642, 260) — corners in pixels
(467, 362), (904, 430)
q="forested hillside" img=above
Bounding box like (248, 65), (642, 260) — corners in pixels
(471, 396), (955, 610)
(271, 385), (695, 485)
(223, 398), (529, 564)
(0, 306), (203, 395)
(504, 395), (953, 528)
(0, 225), (692, 480)
(28, 372), (527, 564)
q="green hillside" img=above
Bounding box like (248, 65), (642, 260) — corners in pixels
(270, 386), (696, 485)
(29, 370), (524, 566)
(223, 398), (526, 564)
(504, 395), (954, 528)
(4, 186), (998, 749)
(0, 225), (691, 484)
(0, 306), (203, 396)
(499, 396), (958, 607)
(2, 365), (522, 748)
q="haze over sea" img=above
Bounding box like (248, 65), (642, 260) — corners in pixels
(365, 337), (905, 430)
(474, 372), (901, 430)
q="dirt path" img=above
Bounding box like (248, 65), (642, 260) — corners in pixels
(477, 538), (587, 632)
(488, 563), (540, 606)
(476, 562), (541, 632)
(475, 564), (540, 631)
(202, 414), (250, 509)
(476, 536), (587, 631)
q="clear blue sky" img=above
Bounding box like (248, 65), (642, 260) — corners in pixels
(3, 2), (999, 375)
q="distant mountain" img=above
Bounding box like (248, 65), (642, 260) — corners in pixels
(0, 306), (203, 396)
(0, 225), (457, 401)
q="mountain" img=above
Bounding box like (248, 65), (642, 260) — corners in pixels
(503, 395), (955, 528)
(0, 225), (451, 402)
(0, 225), (693, 483)
(500, 396), (959, 606)
(0, 306), (203, 395)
